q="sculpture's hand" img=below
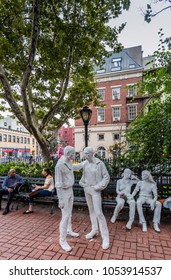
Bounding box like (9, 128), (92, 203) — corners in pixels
(93, 185), (102, 191)
(58, 202), (64, 209)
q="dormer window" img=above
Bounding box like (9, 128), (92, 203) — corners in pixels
(111, 58), (121, 71)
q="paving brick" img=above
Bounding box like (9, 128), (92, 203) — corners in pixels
(136, 250), (144, 259)
(0, 203), (171, 260)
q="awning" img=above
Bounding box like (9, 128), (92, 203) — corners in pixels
(3, 149), (14, 153)
(18, 149), (30, 152)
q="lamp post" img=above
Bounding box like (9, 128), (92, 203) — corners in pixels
(80, 106), (92, 147)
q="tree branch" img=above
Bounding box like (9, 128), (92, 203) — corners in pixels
(39, 46), (73, 131)
(20, 0), (41, 131)
(151, 5), (171, 18)
(0, 65), (30, 131)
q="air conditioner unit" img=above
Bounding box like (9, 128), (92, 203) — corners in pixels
(114, 117), (120, 122)
(129, 93), (134, 97)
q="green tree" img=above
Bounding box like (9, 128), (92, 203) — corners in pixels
(0, 0), (131, 162)
(124, 32), (171, 166)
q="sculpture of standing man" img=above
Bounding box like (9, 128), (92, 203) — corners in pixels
(79, 147), (110, 250)
(55, 146), (82, 252)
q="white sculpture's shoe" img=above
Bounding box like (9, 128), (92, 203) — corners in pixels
(153, 223), (160, 233)
(111, 215), (117, 224)
(102, 240), (109, 250)
(67, 231), (79, 237)
(142, 223), (147, 232)
(85, 230), (98, 240)
(60, 240), (72, 252)
(126, 221), (132, 230)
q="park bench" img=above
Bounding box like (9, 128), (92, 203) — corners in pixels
(1, 174), (171, 216)
(0, 176), (56, 214)
(102, 175), (171, 219)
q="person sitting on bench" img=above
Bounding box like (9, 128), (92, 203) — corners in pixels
(0, 168), (24, 215)
(23, 168), (54, 214)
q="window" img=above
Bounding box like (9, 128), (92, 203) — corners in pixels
(112, 107), (120, 121)
(97, 108), (105, 122)
(112, 87), (120, 100)
(127, 84), (137, 97)
(28, 138), (30, 144)
(128, 105), (137, 120)
(32, 138), (35, 145)
(17, 136), (20, 143)
(0, 134), (2, 141)
(4, 122), (7, 126)
(98, 134), (104, 140)
(8, 135), (11, 142)
(97, 147), (106, 157)
(20, 137), (23, 143)
(3, 134), (7, 142)
(97, 88), (105, 101)
(13, 135), (16, 142)
(96, 68), (105, 74)
(24, 137), (27, 144)
(111, 58), (121, 71)
(113, 133), (120, 140)
(129, 64), (135, 69)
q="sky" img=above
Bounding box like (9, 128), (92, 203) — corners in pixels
(110, 0), (171, 57)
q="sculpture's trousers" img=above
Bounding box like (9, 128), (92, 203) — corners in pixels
(112, 197), (136, 224)
(136, 197), (162, 224)
(59, 187), (74, 241)
(84, 187), (109, 242)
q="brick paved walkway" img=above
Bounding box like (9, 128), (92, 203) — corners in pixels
(0, 201), (171, 260)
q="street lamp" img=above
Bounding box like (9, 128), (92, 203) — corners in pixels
(80, 106), (92, 147)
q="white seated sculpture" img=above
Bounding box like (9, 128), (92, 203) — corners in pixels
(79, 147), (110, 250)
(55, 146), (83, 252)
(132, 170), (161, 233)
(111, 168), (139, 230)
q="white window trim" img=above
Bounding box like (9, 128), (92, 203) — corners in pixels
(97, 87), (106, 101)
(97, 107), (105, 122)
(127, 104), (137, 120)
(126, 83), (137, 97)
(112, 106), (121, 122)
(111, 86), (121, 100)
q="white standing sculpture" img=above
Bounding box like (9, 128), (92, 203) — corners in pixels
(131, 170), (161, 233)
(55, 146), (82, 252)
(79, 147), (110, 250)
(111, 168), (139, 230)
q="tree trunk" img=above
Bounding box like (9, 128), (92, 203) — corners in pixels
(38, 140), (51, 163)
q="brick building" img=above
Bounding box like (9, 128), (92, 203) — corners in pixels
(75, 46), (149, 158)
(57, 126), (75, 157)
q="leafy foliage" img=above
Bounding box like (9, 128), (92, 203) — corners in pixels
(0, 0), (131, 161)
(0, 160), (54, 177)
(124, 31), (171, 167)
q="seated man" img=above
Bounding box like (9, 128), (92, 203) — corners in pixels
(0, 169), (24, 215)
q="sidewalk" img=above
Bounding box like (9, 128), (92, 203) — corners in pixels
(0, 201), (171, 260)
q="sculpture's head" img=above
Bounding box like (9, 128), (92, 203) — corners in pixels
(142, 170), (155, 183)
(83, 146), (94, 161)
(123, 168), (132, 179)
(63, 146), (75, 160)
